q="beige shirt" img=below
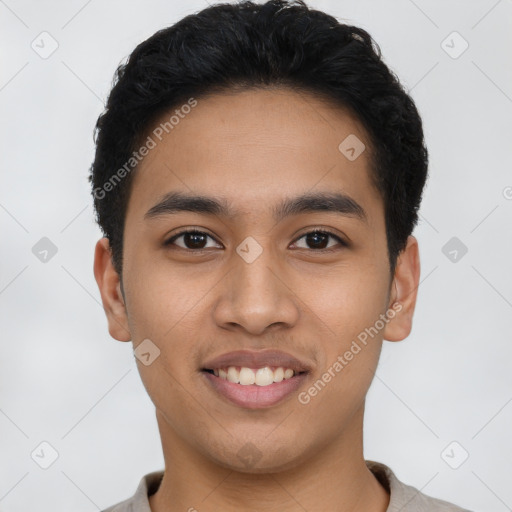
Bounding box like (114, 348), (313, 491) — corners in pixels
(102, 460), (473, 512)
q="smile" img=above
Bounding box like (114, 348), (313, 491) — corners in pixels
(200, 349), (312, 409)
(205, 365), (298, 386)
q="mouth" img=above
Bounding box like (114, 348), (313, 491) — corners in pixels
(202, 366), (306, 385)
(200, 350), (312, 409)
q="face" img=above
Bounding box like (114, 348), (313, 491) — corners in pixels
(94, 87), (419, 473)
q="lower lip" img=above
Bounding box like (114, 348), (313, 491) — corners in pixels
(202, 371), (308, 409)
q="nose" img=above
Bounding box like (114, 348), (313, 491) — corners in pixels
(212, 244), (300, 336)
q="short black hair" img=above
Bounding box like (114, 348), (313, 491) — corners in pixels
(89, 0), (428, 277)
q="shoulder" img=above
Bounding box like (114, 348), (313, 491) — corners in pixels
(100, 470), (164, 512)
(366, 460), (474, 512)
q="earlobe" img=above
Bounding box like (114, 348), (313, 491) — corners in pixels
(383, 235), (421, 342)
(93, 237), (131, 342)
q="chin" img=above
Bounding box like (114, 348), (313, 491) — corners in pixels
(204, 438), (310, 474)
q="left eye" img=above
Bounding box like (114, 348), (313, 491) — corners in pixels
(291, 230), (346, 251)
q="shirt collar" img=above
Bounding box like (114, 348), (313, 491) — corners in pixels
(117, 460), (468, 512)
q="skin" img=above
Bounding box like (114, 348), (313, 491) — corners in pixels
(94, 87), (420, 512)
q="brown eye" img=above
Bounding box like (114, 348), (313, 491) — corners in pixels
(292, 230), (346, 251)
(165, 230), (222, 250)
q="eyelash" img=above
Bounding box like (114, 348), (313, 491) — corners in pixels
(164, 228), (348, 253)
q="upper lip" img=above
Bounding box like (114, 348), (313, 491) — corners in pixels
(202, 349), (312, 373)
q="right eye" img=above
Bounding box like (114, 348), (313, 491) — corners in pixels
(164, 229), (223, 251)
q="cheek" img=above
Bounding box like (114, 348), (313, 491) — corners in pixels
(301, 262), (389, 342)
(123, 249), (211, 340)
(296, 273), (388, 431)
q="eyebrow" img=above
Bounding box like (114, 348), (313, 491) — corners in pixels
(144, 190), (367, 224)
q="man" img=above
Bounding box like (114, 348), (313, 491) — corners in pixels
(91, 1), (472, 510)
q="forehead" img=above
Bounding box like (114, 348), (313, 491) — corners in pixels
(126, 87), (382, 225)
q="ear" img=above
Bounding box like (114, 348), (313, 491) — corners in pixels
(383, 235), (421, 342)
(93, 237), (131, 342)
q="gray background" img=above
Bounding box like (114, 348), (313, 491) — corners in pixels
(1, 0), (511, 510)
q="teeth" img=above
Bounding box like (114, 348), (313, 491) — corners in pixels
(273, 367), (284, 382)
(239, 367), (255, 385)
(255, 367), (274, 386)
(227, 366), (239, 383)
(213, 366), (298, 386)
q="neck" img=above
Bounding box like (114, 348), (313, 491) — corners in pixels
(149, 405), (389, 512)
